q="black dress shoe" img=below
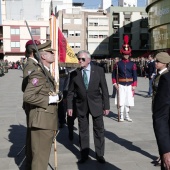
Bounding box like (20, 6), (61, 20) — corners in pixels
(96, 154), (106, 164)
(77, 157), (88, 164)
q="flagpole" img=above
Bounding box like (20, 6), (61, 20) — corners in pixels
(49, 1), (59, 169)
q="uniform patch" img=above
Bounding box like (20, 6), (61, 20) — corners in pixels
(32, 78), (39, 86)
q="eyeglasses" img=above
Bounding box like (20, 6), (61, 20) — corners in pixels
(78, 58), (86, 62)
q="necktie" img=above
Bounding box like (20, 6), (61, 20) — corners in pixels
(83, 70), (88, 89)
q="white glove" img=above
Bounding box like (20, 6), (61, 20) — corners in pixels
(49, 95), (59, 104)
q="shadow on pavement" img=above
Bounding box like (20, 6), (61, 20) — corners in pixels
(105, 111), (118, 122)
(57, 126), (120, 170)
(105, 130), (157, 161)
(8, 124), (26, 170)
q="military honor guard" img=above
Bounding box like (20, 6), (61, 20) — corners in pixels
(112, 35), (137, 122)
(22, 40), (41, 170)
(23, 40), (59, 170)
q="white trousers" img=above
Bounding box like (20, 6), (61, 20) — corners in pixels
(115, 84), (134, 106)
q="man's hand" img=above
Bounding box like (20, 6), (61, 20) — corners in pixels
(67, 109), (73, 117)
(103, 110), (110, 116)
(163, 152), (170, 170)
(114, 84), (119, 90)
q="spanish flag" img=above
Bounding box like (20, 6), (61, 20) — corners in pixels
(58, 28), (78, 63)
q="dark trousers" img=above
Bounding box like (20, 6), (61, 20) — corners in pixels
(77, 113), (105, 158)
(58, 100), (66, 125)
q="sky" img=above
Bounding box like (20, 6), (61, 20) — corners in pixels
(73, 0), (146, 8)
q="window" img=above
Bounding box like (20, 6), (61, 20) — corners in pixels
(75, 43), (80, 48)
(11, 41), (20, 48)
(68, 31), (74, 36)
(11, 28), (20, 35)
(31, 28), (40, 35)
(99, 31), (108, 38)
(63, 18), (71, 24)
(63, 30), (68, 38)
(88, 31), (98, 38)
(74, 19), (82, 24)
(69, 43), (74, 48)
(75, 31), (80, 36)
(88, 18), (98, 26)
(113, 38), (119, 49)
(98, 18), (108, 26)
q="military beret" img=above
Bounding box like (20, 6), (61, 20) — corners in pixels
(25, 40), (41, 47)
(156, 52), (170, 64)
(38, 40), (56, 52)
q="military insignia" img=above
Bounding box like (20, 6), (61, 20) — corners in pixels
(32, 78), (39, 86)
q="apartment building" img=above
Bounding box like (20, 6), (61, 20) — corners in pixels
(0, 0), (73, 62)
(58, 3), (110, 58)
(109, 6), (149, 58)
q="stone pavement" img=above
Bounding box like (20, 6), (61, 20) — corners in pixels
(0, 69), (160, 170)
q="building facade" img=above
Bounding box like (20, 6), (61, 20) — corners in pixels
(109, 6), (149, 58)
(58, 3), (110, 58)
(0, 0), (73, 61)
(146, 0), (170, 51)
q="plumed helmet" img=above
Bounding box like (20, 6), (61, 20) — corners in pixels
(120, 35), (132, 56)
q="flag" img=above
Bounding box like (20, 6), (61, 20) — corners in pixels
(58, 28), (78, 63)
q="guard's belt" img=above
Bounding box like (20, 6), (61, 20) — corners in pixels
(118, 78), (133, 82)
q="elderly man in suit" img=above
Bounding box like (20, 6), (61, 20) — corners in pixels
(23, 41), (59, 170)
(67, 50), (110, 164)
(153, 52), (170, 170)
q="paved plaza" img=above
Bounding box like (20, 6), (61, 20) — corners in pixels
(0, 69), (160, 170)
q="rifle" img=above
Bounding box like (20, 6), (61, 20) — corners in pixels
(25, 20), (55, 93)
(116, 65), (120, 122)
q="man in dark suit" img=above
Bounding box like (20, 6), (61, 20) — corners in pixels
(145, 54), (156, 98)
(67, 50), (110, 164)
(153, 52), (170, 170)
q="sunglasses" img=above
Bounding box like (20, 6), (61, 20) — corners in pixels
(78, 58), (86, 62)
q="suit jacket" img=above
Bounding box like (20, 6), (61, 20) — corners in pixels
(153, 71), (170, 155)
(147, 60), (156, 79)
(67, 64), (110, 117)
(23, 64), (58, 130)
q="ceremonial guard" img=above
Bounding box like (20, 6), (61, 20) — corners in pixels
(22, 40), (41, 170)
(23, 41), (58, 170)
(112, 35), (137, 122)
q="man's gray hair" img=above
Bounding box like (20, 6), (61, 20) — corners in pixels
(77, 50), (91, 58)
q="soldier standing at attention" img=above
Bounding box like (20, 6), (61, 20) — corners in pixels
(152, 52), (170, 167)
(112, 35), (137, 122)
(22, 40), (41, 170)
(23, 41), (59, 170)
